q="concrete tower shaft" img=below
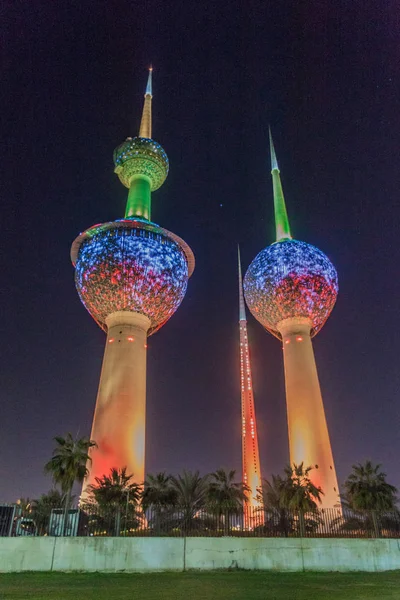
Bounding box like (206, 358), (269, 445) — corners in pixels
(278, 317), (340, 508)
(82, 312), (150, 496)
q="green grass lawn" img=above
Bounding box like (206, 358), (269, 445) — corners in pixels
(1, 571), (400, 600)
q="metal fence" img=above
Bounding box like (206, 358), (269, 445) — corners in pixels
(1, 504), (400, 538)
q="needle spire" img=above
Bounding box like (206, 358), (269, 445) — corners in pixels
(269, 128), (292, 242)
(139, 67), (153, 138)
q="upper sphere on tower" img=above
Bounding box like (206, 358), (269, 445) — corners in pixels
(113, 137), (169, 191)
(244, 239), (338, 338)
(243, 131), (338, 338)
(113, 67), (169, 191)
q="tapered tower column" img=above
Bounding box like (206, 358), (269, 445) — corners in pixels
(82, 312), (150, 496)
(277, 317), (339, 508)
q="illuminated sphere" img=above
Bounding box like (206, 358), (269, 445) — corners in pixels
(243, 239), (338, 337)
(113, 137), (169, 191)
(71, 219), (194, 335)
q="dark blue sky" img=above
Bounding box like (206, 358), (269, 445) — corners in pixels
(1, 0), (399, 502)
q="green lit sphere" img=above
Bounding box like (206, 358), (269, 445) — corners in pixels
(113, 137), (169, 191)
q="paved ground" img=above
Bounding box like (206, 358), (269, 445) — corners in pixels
(1, 571), (400, 599)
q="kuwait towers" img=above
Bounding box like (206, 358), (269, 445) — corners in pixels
(238, 249), (263, 521)
(244, 132), (340, 508)
(71, 69), (194, 493)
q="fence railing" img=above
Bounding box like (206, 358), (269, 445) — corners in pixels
(1, 504), (399, 538)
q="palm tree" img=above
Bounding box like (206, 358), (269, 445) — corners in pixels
(142, 472), (177, 510)
(170, 470), (210, 533)
(256, 475), (294, 536)
(31, 489), (66, 535)
(258, 475), (286, 509)
(142, 472), (177, 534)
(282, 463), (323, 509)
(44, 433), (96, 535)
(280, 463), (323, 536)
(87, 467), (140, 535)
(341, 461), (398, 537)
(343, 461), (397, 511)
(207, 469), (249, 534)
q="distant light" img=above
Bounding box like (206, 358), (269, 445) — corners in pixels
(296, 336), (303, 342)
(127, 336), (134, 342)
(109, 338), (114, 343)
(285, 339), (290, 345)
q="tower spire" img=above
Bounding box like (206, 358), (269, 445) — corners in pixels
(139, 67), (153, 138)
(238, 246), (247, 322)
(269, 128), (292, 242)
(114, 67), (168, 222)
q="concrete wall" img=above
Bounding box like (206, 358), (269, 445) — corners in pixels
(0, 537), (399, 573)
(185, 538), (400, 572)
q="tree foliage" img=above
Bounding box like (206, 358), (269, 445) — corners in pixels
(44, 433), (96, 495)
(44, 433), (96, 535)
(169, 470), (210, 531)
(88, 467), (140, 509)
(208, 468), (249, 513)
(31, 489), (66, 532)
(281, 463), (323, 511)
(343, 461), (398, 511)
(142, 472), (177, 511)
(85, 467), (142, 536)
(256, 464), (323, 536)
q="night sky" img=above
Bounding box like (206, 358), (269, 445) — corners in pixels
(1, 1), (399, 502)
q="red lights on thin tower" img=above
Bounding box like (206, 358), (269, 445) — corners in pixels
(238, 248), (263, 525)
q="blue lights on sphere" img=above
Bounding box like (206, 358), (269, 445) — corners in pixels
(243, 239), (338, 337)
(74, 224), (189, 335)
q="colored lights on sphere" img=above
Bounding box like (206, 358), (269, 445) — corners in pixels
(243, 239), (338, 337)
(73, 220), (191, 335)
(113, 137), (169, 191)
